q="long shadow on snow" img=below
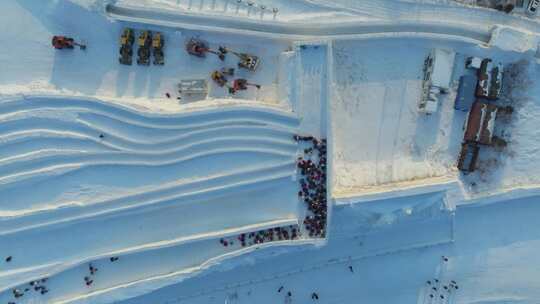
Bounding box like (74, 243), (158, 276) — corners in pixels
(454, 195), (540, 255)
(17, 0), (117, 95)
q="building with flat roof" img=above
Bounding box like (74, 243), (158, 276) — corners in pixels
(419, 49), (456, 114)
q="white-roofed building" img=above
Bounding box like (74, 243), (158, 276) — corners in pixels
(419, 48), (456, 114)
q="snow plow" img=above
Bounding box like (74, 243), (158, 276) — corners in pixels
(118, 28), (134, 65)
(52, 36), (86, 50)
(137, 30), (152, 65)
(186, 38), (225, 60)
(152, 32), (164, 65)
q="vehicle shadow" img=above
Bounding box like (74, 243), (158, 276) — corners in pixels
(17, 0), (119, 96)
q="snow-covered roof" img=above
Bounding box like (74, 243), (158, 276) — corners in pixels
(464, 101), (498, 145)
(430, 49), (456, 90)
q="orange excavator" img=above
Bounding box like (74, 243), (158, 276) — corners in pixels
(51, 36), (86, 50)
(186, 38), (225, 61)
(211, 70), (228, 87)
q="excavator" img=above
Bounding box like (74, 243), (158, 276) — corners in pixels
(152, 32), (165, 65)
(186, 38), (226, 61)
(137, 30), (152, 65)
(210, 68), (235, 87)
(229, 79), (261, 94)
(211, 70), (228, 87)
(219, 47), (260, 71)
(51, 36), (86, 50)
(118, 28), (134, 65)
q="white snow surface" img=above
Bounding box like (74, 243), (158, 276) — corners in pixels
(114, 0), (359, 22)
(2, 0), (540, 304)
(330, 32), (540, 197)
(121, 191), (540, 304)
(0, 0), (292, 113)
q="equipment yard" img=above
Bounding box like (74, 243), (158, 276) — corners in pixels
(2, 0), (540, 304)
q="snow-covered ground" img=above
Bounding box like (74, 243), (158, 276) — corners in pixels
(331, 29), (540, 197)
(0, 95), (305, 303)
(3, 0), (540, 303)
(114, 0), (359, 22)
(117, 190), (540, 304)
(331, 36), (463, 194)
(0, 1), (293, 112)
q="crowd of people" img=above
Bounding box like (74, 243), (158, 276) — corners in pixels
(295, 135), (327, 238)
(425, 256), (459, 301)
(220, 225), (301, 248)
(6, 256), (121, 303)
(5, 255), (51, 303)
(218, 134), (328, 249)
(9, 277), (49, 302)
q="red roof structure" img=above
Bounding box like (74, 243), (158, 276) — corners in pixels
(463, 101), (498, 145)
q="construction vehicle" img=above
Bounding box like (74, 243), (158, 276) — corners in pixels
(236, 53), (260, 71)
(527, 0), (539, 15)
(220, 67), (235, 76)
(118, 28), (135, 65)
(220, 47), (260, 71)
(186, 38), (225, 60)
(52, 36), (86, 50)
(137, 30), (152, 65)
(229, 78), (261, 94)
(152, 32), (165, 65)
(211, 70), (228, 87)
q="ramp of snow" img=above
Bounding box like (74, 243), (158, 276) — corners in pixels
(0, 95), (305, 303)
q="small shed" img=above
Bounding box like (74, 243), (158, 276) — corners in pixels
(457, 142), (480, 173)
(419, 49), (456, 114)
(463, 101), (498, 145)
(454, 75), (477, 111)
(429, 48), (456, 91)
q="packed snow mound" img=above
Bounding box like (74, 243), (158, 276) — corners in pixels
(488, 25), (540, 54)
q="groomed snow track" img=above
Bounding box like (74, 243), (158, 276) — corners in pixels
(105, 3), (491, 42)
(0, 96), (302, 303)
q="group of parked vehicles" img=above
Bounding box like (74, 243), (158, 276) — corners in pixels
(119, 28), (164, 66)
(52, 27), (262, 99)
